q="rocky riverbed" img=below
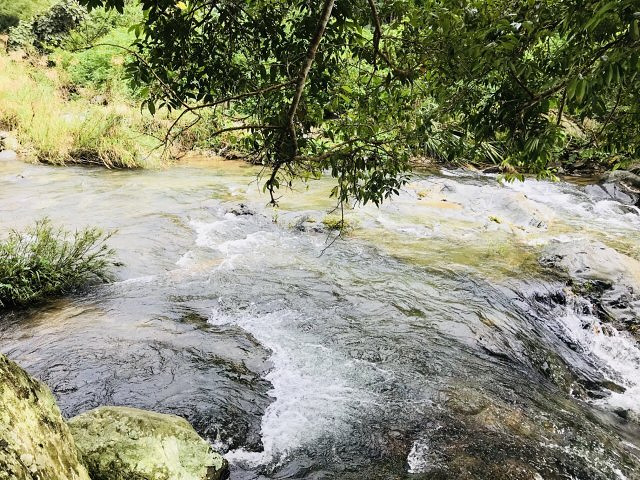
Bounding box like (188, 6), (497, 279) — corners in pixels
(1, 155), (639, 479)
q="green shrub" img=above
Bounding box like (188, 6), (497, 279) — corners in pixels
(0, 0), (54, 33)
(56, 27), (134, 91)
(0, 219), (118, 307)
(8, 0), (86, 51)
(61, 0), (140, 50)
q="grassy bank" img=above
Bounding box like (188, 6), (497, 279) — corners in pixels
(0, 51), (165, 168)
(0, 48), (245, 168)
(0, 0), (266, 169)
(0, 0), (177, 168)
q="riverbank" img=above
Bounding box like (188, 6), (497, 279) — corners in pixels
(0, 51), (163, 168)
(3, 43), (637, 179)
(0, 46), (251, 169)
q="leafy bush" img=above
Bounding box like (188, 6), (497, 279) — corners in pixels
(56, 27), (135, 91)
(5, 22), (37, 51)
(0, 219), (117, 307)
(8, 0), (86, 51)
(0, 0), (53, 33)
(61, 0), (140, 50)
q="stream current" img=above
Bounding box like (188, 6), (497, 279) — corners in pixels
(1, 156), (639, 479)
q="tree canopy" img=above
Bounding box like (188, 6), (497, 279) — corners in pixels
(78, 0), (640, 204)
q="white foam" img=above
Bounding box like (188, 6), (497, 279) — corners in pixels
(190, 218), (236, 247)
(212, 308), (380, 469)
(114, 275), (156, 285)
(175, 250), (196, 267)
(407, 439), (432, 474)
(506, 178), (640, 232)
(557, 306), (640, 416)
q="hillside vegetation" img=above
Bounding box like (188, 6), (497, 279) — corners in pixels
(0, 0), (244, 168)
(0, 0), (54, 32)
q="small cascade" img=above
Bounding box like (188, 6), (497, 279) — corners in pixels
(1, 158), (639, 479)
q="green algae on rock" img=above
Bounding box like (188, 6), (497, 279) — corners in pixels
(0, 353), (90, 480)
(68, 406), (229, 480)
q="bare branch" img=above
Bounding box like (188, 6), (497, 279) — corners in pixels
(284, 0), (336, 155)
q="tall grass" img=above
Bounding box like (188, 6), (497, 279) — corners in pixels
(0, 219), (118, 308)
(0, 53), (158, 167)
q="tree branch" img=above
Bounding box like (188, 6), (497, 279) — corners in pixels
(164, 81), (295, 145)
(268, 0), (336, 204)
(284, 0), (336, 154)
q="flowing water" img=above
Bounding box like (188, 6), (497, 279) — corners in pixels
(1, 155), (639, 479)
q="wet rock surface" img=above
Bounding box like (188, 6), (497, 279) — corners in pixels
(0, 150), (18, 161)
(68, 406), (229, 480)
(228, 203), (255, 216)
(540, 240), (640, 341)
(0, 131), (20, 156)
(0, 353), (90, 480)
(0, 305), (273, 453)
(586, 170), (640, 206)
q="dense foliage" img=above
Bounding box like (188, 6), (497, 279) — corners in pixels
(0, 0), (53, 32)
(7, 0), (86, 51)
(73, 0), (640, 203)
(0, 219), (117, 307)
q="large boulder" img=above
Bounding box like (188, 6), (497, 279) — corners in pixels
(68, 406), (229, 480)
(0, 353), (90, 480)
(585, 170), (640, 206)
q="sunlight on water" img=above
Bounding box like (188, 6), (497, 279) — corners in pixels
(1, 156), (639, 479)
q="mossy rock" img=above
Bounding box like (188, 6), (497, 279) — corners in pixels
(0, 353), (90, 480)
(68, 406), (229, 480)
(322, 214), (354, 232)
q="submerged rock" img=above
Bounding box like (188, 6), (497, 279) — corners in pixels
(605, 169), (640, 190)
(228, 203), (255, 216)
(0, 353), (90, 480)
(68, 406), (229, 480)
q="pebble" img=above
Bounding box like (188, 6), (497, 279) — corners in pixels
(2, 136), (19, 151)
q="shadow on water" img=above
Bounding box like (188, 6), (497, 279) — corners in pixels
(1, 156), (639, 479)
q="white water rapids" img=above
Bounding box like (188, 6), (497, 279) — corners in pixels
(1, 155), (639, 479)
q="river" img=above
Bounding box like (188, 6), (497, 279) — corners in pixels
(1, 155), (639, 479)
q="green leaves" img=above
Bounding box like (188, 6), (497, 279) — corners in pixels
(576, 78), (588, 104)
(7, 0), (87, 51)
(584, 1), (617, 31)
(73, 0), (640, 198)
